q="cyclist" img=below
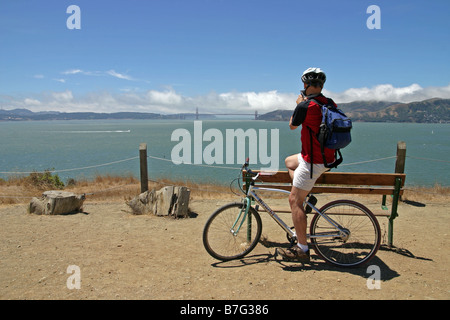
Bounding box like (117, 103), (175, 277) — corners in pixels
(278, 67), (336, 262)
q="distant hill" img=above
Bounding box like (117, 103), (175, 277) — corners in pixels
(347, 98), (450, 123)
(1, 98), (449, 123)
(256, 109), (293, 121)
(257, 98), (450, 123)
(0, 109), (205, 121)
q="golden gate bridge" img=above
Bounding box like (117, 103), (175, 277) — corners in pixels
(195, 108), (258, 120)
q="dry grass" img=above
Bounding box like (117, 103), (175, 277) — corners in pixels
(402, 183), (450, 203)
(1, 174), (448, 206)
(0, 174), (238, 205)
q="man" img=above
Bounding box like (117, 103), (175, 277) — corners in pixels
(278, 67), (336, 262)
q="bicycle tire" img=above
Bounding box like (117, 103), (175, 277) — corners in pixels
(310, 200), (381, 268)
(203, 202), (262, 261)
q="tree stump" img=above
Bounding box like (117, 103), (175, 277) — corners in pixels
(171, 186), (190, 218)
(29, 191), (86, 215)
(126, 186), (190, 218)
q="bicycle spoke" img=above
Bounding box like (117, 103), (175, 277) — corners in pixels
(203, 203), (262, 261)
(310, 200), (381, 267)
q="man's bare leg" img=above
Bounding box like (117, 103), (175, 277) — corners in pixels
(285, 154), (299, 180)
(277, 185), (311, 262)
(289, 185), (310, 248)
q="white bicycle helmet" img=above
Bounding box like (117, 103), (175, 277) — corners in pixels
(301, 67), (326, 85)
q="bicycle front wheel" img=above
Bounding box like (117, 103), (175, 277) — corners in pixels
(310, 200), (381, 267)
(203, 202), (262, 261)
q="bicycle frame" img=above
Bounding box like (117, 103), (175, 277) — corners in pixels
(203, 163), (381, 266)
(237, 180), (347, 241)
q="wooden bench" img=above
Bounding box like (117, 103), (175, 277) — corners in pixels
(243, 170), (406, 247)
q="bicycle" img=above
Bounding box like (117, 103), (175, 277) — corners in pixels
(202, 159), (381, 268)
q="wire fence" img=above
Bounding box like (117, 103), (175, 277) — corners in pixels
(0, 156), (140, 175)
(1, 153), (449, 176)
(0, 152), (448, 199)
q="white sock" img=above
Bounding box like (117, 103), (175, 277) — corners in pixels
(297, 243), (309, 252)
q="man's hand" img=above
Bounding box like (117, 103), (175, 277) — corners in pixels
(296, 94), (307, 105)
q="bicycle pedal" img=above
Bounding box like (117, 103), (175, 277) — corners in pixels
(305, 195), (317, 213)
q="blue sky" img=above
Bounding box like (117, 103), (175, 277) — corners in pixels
(0, 0), (449, 114)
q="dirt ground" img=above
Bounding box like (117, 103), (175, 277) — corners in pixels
(0, 193), (448, 300)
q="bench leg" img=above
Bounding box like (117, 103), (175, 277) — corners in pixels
(381, 195), (388, 210)
(388, 177), (403, 247)
(388, 218), (394, 247)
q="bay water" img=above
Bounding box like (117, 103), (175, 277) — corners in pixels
(0, 120), (448, 187)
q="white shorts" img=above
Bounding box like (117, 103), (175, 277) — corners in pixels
(293, 155), (329, 191)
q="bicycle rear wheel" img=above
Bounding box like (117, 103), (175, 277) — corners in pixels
(203, 202), (262, 261)
(310, 200), (381, 267)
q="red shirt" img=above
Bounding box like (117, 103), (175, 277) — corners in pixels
(291, 94), (335, 164)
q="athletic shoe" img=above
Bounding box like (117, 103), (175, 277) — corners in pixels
(277, 245), (310, 263)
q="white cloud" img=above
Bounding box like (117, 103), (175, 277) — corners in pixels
(146, 89), (183, 106)
(1, 84), (449, 114)
(51, 90), (73, 102)
(324, 83), (450, 103)
(24, 98), (42, 106)
(217, 91), (294, 111)
(61, 68), (139, 82)
(62, 69), (83, 75)
(106, 70), (135, 81)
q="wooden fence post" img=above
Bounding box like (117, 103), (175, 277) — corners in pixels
(395, 141), (406, 174)
(387, 141), (406, 246)
(139, 143), (148, 193)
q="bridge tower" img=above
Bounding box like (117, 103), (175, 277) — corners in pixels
(196, 107), (199, 120)
(255, 110), (258, 120)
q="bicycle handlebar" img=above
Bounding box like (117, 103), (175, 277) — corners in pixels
(241, 158), (259, 179)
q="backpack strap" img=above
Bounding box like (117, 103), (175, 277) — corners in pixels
(307, 126), (314, 179)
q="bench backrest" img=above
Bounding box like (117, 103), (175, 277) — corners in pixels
(243, 171), (406, 195)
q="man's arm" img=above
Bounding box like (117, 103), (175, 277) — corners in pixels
(290, 94), (309, 130)
(289, 115), (298, 130)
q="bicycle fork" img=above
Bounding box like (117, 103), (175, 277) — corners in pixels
(230, 197), (252, 237)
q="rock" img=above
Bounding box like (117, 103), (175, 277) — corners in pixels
(29, 191), (85, 215)
(126, 186), (190, 217)
(171, 186), (190, 218)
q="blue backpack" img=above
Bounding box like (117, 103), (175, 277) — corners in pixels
(310, 98), (352, 171)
